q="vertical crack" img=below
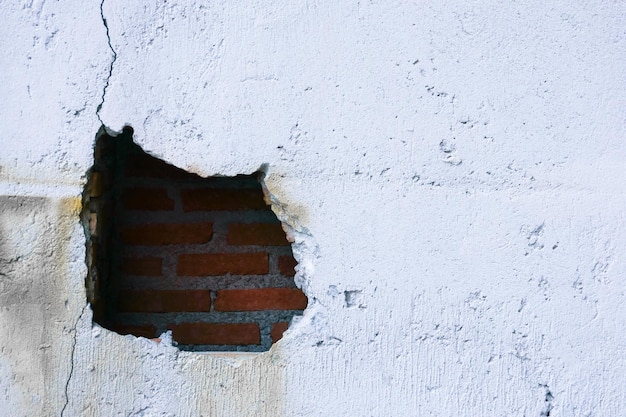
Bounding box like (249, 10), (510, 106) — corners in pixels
(539, 384), (554, 417)
(96, 0), (117, 125)
(60, 304), (87, 417)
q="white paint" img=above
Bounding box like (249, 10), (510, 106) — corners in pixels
(1, 0), (625, 415)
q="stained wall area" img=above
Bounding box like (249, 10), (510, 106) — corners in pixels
(1, 0), (625, 416)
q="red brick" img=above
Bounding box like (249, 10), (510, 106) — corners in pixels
(181, 188), (267, 211)
(227, 223), (290, 246)
(117, 290), (211, 313)
(109, 324), (157, 339)
(271, 322), (289, 343)
(125, 152), (196, 179)
(120, 223), (213, 246)
(170, 323), (260, 345)
(278, 255), (298, 277)
(121, 257), (162, 276)
(177, 253), (269, 276)
(214, 288), (308, 311)
(122, 187), (175, 211)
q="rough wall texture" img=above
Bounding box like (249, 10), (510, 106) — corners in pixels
(1, 0), (625, 416)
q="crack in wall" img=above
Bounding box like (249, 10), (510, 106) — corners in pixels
(539, 384), (554, 417)
(96, 0), (117, 125)
(62, 2), (116, 407)
(60, 304), (87, 417)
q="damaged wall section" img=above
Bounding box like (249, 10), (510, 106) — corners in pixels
(82, 127), (307, 352)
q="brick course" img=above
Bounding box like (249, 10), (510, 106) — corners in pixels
(177, 253), (269, 276)
(271, 322), (290, 343)
(278, 255), (298, 277)
(121, 257), (162, 276)
(117, 290), (211, 313)
(109, 324), (157, 339)
(181, 188), (268, 211)
(122, 187), (175, 211)
(214, 288), (308, 311)
(169, 323), (261, 345)
(227, 223), (291, 246)
(120, 223), (213, 246)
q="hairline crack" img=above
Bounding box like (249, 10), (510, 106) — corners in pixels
(96, 0), (118, 126)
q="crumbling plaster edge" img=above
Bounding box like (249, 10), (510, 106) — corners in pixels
(258, 167), (324, 345)
(74, 162), (318, 360)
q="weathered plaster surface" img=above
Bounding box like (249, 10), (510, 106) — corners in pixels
(1, 0), (625, 415)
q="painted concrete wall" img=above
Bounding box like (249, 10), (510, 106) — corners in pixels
(1, 0), (625, 415)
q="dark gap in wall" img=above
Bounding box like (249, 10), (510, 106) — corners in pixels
(82, 126), (307, 352)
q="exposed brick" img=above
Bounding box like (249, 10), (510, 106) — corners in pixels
(120, 223), (213, 246)
(214, 288), (308, 311)
(278, 255), (298, 277)
(117, 290), (211, 313)
(181, 188), (267, 211)
(122, 187), (175, 211)
(271, 322), (289, 343)
(110, 324), (156, 339)
(91, 135), (305, 349)
(177, 253), (269, 276)
(121, 257), (162, 276)
(170, 323), (260, 345)
(227, 223), (290, 246)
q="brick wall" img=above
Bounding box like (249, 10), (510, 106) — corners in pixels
(84, 128), (307, 351)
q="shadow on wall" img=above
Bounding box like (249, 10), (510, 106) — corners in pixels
(0, 196), (55, 307)
(0, 196), (49, 411)
(82, 126), (307, 352)
(0, 195), (78, 414)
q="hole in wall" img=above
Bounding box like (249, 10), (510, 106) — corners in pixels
(82, 126), (308, 352)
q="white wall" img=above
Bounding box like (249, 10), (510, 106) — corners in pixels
(1, 1), (625, 415)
